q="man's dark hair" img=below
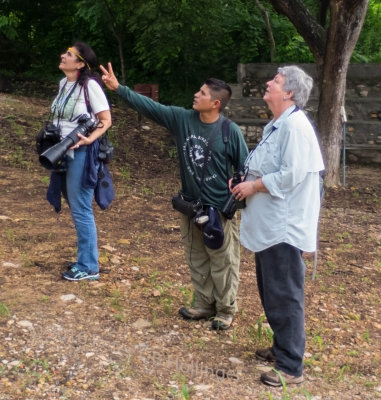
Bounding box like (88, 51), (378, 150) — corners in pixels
(204, 78), (232, 112)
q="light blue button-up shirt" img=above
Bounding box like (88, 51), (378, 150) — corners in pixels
(240, 105), (325, 253)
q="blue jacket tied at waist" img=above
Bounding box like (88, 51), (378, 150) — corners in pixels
(47, 140), (114, 212)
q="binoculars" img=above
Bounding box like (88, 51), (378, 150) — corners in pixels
(221, 172), (245, 219)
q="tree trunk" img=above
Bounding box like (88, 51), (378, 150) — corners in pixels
(318, 0), (368, 186)
(268, 0), (369, 186)
(317, 63), (346, 185)
(268, 0), (326, 61)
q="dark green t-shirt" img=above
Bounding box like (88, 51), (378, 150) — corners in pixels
(117, 85), (249, 210)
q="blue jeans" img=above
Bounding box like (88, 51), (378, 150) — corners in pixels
(255, 243), (305, 377)
(65, 149), (98, 273)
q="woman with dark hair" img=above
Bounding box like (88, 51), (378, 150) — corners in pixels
(50, 41), (111, 281)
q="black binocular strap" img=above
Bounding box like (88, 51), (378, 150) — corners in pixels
(222, 118), (231, 198)
(197, 116), (224, 199)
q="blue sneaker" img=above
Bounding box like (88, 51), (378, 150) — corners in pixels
(62, 265), (99, 281)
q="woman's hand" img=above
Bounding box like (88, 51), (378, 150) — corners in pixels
(69, 133), (92, 149)
(100, 62), (119, 91)
(231, 178), (267, 200)
(70, 109), (112, 149)
(231, 181), (256, 201)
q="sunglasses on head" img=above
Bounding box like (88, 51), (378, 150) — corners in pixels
(67, 47), (91, 70)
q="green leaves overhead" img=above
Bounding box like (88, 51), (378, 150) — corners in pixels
(0, 0), (379, 104)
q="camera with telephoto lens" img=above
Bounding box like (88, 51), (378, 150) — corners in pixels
(39, 114), (97, 170)
(221, 172), (245, 219)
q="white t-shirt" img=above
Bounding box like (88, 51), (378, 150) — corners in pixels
(52, 78), (109, 139)
(240, 106), (325, 253)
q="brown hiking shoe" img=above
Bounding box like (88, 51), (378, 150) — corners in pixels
(179, 307), (215, 321)
(211, 313), (233, 330)
(260, 369), (303, 387)
(255, 347), (276, 362)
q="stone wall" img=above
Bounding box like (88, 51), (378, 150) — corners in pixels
(225, 63), (381, 163)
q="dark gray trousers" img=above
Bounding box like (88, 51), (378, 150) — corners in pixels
(255, 242), (305, 377)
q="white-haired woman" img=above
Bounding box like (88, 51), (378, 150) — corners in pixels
(231, 66), (324, 386)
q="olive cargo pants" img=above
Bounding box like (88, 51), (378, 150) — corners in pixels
(180, 213), (240, 316)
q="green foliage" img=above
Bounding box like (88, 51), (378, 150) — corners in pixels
(0, 13), (20, 40)
(275, 33), (314, 63)
(0, 0), (378, 105)
(122, 0), (267, 104)
(352, 0), (381, 62)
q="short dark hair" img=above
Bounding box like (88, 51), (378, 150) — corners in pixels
(204, 78), (232, 112)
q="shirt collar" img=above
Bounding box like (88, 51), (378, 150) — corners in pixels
(272, 104), (298, 131)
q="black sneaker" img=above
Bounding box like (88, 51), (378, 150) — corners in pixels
(62, 266), (99, 281)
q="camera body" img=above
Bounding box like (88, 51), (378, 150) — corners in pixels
(39, 114), (96, 170)
(171, 192), (209, 225)
(221, 172), (245, 219)
(193, 208), (209, 226)
(98, 135), (114, 163)
(36, 122), (61, 155)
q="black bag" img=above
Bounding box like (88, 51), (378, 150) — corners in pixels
(98, 134), (114, 163)
(203, 206), (224, 249)
(172, 192), (202, 218)
(36, 122), (61, 155)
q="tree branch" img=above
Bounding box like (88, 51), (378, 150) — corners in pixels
(268, 0), (326, 62)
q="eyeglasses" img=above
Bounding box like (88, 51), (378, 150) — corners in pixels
(67, 47), (91, 70)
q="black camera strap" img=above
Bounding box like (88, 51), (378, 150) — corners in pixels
(83, 79), (93, 115)
(222, 118), (232, 198)
(197, 115), (224, 200)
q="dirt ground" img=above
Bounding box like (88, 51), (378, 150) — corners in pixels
(0, 92), (380, 400)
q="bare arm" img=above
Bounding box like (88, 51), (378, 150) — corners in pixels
(72, 109), (112, 148)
